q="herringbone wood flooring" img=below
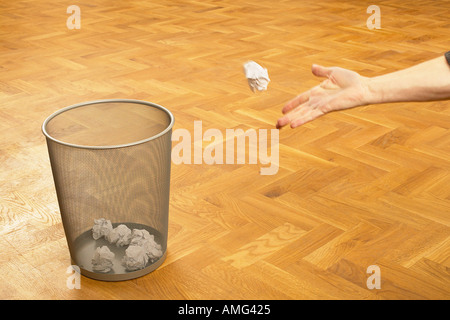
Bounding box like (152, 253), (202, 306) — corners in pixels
(0, 0), (449, 299)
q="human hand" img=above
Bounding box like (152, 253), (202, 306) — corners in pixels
(276, 64), (370, 128)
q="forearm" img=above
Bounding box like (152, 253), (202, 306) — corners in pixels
(365, 55), (450, 104)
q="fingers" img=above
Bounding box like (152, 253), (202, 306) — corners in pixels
(282, 64), (331, 114)
(281, 91), (310, 114)
(277, 101), (322, 129)
(290, 108), (324, 128)
(277, 64), (333, 129)
(277, 104), (302, 128)
(311, 64), (333, 78)
(276, 115), (290, 129)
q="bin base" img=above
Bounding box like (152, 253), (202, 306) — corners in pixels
(70, 222), (167, 281)
(73, 251), (167, 281)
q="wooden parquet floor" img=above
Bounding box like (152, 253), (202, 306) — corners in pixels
(0, 0), (449, 300)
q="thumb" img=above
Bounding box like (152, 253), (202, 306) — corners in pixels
(311, 64), (332, 78)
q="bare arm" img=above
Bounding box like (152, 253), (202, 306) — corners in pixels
(276, 53), (450, 129)
(367, 55), (450, 104)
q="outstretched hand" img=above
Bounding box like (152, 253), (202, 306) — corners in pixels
(276, 64), (370, 128)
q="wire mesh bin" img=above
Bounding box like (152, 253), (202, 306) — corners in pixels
(42, 99), (174, 281)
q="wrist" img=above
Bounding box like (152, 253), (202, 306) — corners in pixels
(360, 76), (377, 105)
(363, 76), (386, 105)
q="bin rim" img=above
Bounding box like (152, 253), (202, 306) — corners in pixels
(42, 99), (174, 150)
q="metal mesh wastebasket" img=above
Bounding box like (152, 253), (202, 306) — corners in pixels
(42, 99), (174, 281)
